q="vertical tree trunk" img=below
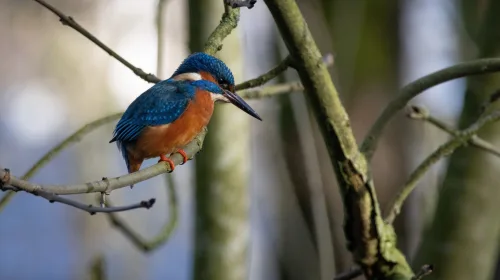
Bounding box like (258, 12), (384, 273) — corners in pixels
(189, 1), (249, 280)
(414, 1), (500, 279)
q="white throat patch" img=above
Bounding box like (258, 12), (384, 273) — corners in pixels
(211, 93), (229, 103)
(172, 72), (202, 81)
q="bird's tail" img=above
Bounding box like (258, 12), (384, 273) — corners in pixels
(116, 141), (142, 188)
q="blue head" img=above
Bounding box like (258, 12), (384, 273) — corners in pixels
(171, 52), (261, 120)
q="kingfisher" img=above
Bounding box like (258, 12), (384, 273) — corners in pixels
(110, 52), (262, 176)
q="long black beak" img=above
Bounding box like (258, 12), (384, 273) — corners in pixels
(223, 90), (262, 121)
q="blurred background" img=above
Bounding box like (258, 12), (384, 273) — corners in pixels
(0, 0), (499, 279)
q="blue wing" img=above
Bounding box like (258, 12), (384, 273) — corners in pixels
(110, 80), (196, 144)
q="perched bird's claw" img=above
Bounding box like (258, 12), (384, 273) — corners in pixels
(177, 149), (188, 165)
(159, 154), (175, 172)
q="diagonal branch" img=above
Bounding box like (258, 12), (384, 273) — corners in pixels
(32, 0), (161, 83)
(361, 58), (500, 161)
(0, 129), (207, 196)
(385, 110), (500, 224)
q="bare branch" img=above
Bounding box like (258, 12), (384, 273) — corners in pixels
(2, 184), (156, 215)
(407, 105), (500, 158)
(236, 53), (333, 91)
(239, 81), (303, 99)
(32, 0), (161, 83)
(105, 175), (178, 252)
(235, 56), (293, 90)
(361, 58), (500, 161)
(385, 110), (500, 224)
(0, 129), (206, 196)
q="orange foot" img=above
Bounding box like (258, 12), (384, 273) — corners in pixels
(159, 154), (175, 172)
(176, 149), (188, 165)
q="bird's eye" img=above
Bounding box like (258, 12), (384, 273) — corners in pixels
(218, 79), (229, 90)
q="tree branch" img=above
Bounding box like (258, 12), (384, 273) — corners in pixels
(235, 56), (293, 90)
(203, 7), (240, 55)
(407, 105), (500, 158)
(32, 0), (161, 83)
(361, 58), (500, 161)
(105, 175), (178, 252)
(235, 53), (333, 91)
(264, 0), (413, 278)
(0, 128), (206, 196)
(1, 183), (156, 214)
(385, 110), (500, 224)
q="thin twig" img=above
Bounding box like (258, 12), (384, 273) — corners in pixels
(333, 267), (363, 280)
(385, 110), (500, 224)
(407, 105), (500, 157)
(106, 175), (178, 252)
(235, 56), (293, 90)
(239, 81), (303, 99)
(361, 57), (500, 161)
(32, 0), (161, 83)
(235, 53), (333, 91)
(2, 184), (155, 214)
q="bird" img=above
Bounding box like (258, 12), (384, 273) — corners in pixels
(110, 52), (261, 178)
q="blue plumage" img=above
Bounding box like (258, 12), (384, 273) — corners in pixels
(173, 52), (235, 85)
(110, 79), (224, 144)
(110, 52), (261, 176)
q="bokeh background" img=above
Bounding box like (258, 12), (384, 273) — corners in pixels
(0, 0), (498, 280)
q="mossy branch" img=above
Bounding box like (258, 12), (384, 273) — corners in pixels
(263, 0), (414, 278)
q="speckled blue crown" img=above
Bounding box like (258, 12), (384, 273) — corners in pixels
(172, 52), (235, 85)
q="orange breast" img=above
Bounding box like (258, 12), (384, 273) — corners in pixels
(130, 89), (214, 160)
